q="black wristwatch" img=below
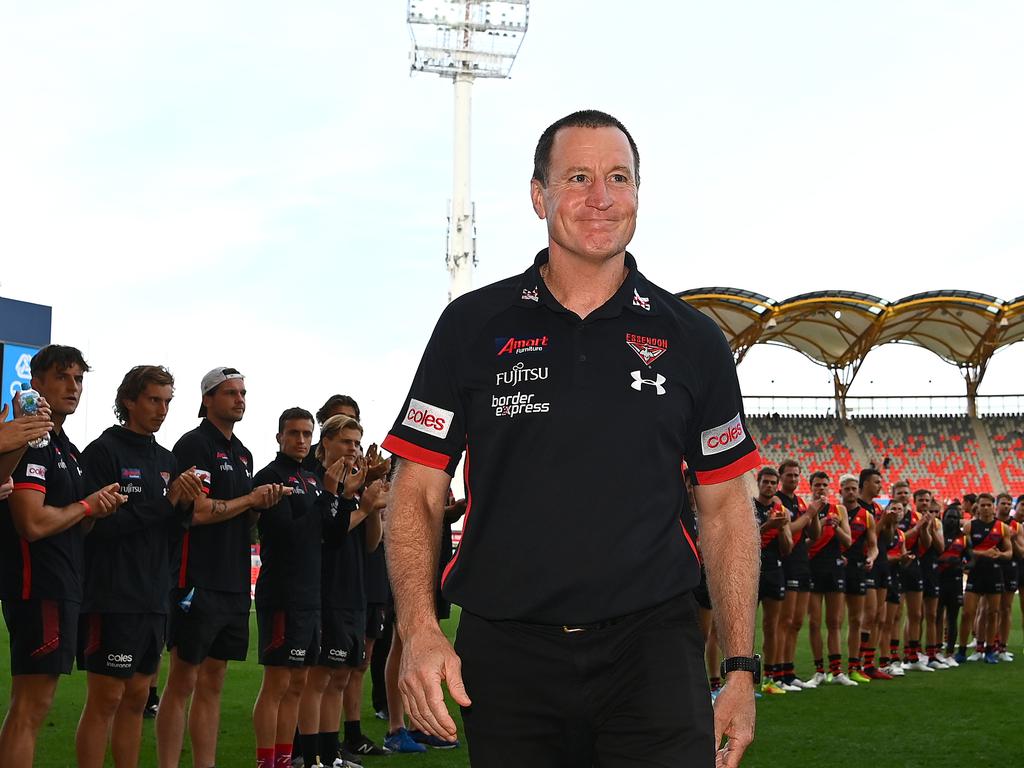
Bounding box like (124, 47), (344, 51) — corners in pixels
(720, 654), (761, 684)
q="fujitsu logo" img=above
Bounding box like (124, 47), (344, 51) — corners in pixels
(701, 413), (745, 456)
(495, 336), (549, 356)
(495, 362), (549, 387)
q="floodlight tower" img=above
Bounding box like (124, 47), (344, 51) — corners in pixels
(408, 1), (529, 302)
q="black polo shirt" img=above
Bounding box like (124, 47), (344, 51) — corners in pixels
(81, 425), (185, 614)
(382, 249), (761, 624)
(253, 453), (353, 611)
(171, 419), (254, 600)
(0, 429), (86, 602)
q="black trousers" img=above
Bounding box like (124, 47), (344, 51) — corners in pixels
(455, 593), (714, 768)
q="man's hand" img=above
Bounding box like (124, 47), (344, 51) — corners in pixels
(85, 483), (129, 519)
(0, 477), (13, 502)
(714, 675), (756, 768)
(899, 551), (916, 565)
(323, 456), (353, 497)
(360, 479), (390, 513)
(365, 444), (391, 484)
(248, 483), (292, 510)
(0, 403), (54, 454)
(168, 467), (205, 507)
(768, 510), (788, 529)
(343, 457), (368, 500)
(399, 623), (471, 742)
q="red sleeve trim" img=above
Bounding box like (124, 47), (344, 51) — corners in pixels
(13, 482), (46, 494)
(694, 449), (762, 485)
(382, 434), (452, 472)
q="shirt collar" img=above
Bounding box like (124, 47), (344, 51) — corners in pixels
(199, 417), (239, 448)
(517, 248), (658, 317)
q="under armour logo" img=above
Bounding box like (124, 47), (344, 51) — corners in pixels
(630, 370), (666, 395)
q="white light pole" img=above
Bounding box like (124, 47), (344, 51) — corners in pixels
(408, 0), (529, 302)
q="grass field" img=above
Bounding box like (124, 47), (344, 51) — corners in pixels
(2, 602), (1022, 767)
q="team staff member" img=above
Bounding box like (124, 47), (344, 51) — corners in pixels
(956, 493), (1011, 664)
(0, 345), (126, 768)
(775, 460), (819, 690)
(842, 472), (876, 683)
(805, 472), (853, 686)
(251, 408), (358, 768)
(157, 368), (286, 768)
(75, 365), (205, 768)
(753, 467), (793, 695)
(384, 110), (762, 768)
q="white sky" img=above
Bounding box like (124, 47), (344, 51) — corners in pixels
(1, 1), (1022, 469)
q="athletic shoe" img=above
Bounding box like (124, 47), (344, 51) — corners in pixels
(374, 710), (388, 721)
(337, 746), (363, 765)
(332, 760), (361, 768)
(808, 672), (828, 686)
(344, 735), (387, 757)
(998, 652), (1015, 662)
(383, 728), (427, 754)
(926, 659), (949, 670)
(883, 664), (905, 677)
(904, 658), (935, 672)
(984, 652), (1000, 664)
(942, 655), (959, 668)
(830, 673), (858, 686)
(409, 730), (460, 750)
(953, 651), (967, 664)
(760, 680), (787, 695)
(849, 670), (872, 683)
(966, 651), (984, 662)
(791, 677), (817, 689)
(778, 681), (802, 692)
(824, 672), (834, 683)
(865, 667), (893, 680)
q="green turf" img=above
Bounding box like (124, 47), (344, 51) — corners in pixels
(1, 602), (1021, 767)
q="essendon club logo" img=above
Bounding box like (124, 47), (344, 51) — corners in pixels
(495, 336), (549, 356)
(625, 333), (668, 367)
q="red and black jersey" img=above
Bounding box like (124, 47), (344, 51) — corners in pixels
(81, 426), (187, 614)
(754, 498), (785, 571)
(860, 499), (889, 577)
(382, 249), (761, 624)
(171, 419), (254, 604)
(938, 530), (966, 576)
(844, 505), (870, 563)
(0, 429), (85, 601)
(969, 518), (1005, 552)
(887, 528), (906, 560)
(253, 453), (353, 611)
(777, 491), (810, 578)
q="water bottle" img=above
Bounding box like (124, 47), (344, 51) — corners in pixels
(178, 587), (195, 613)
(16, 386), (50, 449)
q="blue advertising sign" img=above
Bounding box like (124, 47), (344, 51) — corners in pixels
(1, 343), (39, 416)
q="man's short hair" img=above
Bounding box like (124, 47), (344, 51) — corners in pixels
(532, 109), (640, 186)
(963, 493), (978, 504)
(809, 470), (829, 484)
(30, 345), (90, 377)
(278, 407), (314, 434)
(858, 467), (882, 488)
(913, 488), (932, 500)
(840, 473), (858, 486)
(778, 459), (800, 475)
(114, 365), (174, 424)
(977, 492), (995, 504)
(892, 480), (911, 491)
(315, 414), (364, 464)
(996, 492), (1013, 503)
(757, 466), (779, 482)
(316, 394), (360, 425)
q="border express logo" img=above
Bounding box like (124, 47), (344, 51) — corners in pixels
(402, 398), (454, 439)
(626, 333), (668, 367)
(495, 335), (549, 356)
(701, 413), (746, 456)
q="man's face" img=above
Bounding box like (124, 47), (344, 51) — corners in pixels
(915, 492), (932, 514)
(997, 496), (1012, 518)
(758, 473), (779, 499)
(32, 364), (84, 417)
(780, 465), (800, 494)
(322, 427), (363, 465)
(976, 497), (995, 521)
(204, 379), (246, 423)
(327, 405), (358, 422)
(861, 473), (882, 499)
(841, 480), (859, 506)
(530, 126), (638, 265)
(811, 476), (830, 500)
(1015, 500), (1024, 520)
(889, 502), (905, 523)
(278, 418), (314, 462)
(125, 383), (173, 436)
(893, 485), (911, 505)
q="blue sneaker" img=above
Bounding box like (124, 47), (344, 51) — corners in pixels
(984, 652), (1000, 664)
(408, 729), (460, 750)
(954, 651), (967, 664)
(383, 728), (427, 754)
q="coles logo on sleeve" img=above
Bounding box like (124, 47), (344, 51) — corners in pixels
(701, 413), (746, 456)
(402, 398), (454, 440)
(25, 464), (46, 480)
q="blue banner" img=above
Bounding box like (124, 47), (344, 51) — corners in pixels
(1, 343), (39, 416)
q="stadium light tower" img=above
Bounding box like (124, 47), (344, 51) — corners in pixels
(407, 0), (529, 302)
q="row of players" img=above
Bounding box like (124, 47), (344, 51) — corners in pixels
(697, 462), (1023, 695)
(0, 345), (456, 768)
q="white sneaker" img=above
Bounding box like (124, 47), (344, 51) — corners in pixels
(808, 672), (828, 686)
(926, 658), (948, 670)
(998, 652), (1015, 662)
(793, 676), (818, 689)
(884, 663), (906, 676)
(830, 672), (858, 686)
(942, 655), (959, 667)
(967, 651), (984, 662)
(779, 681), (801, 692)
(905, 658), (935, 672)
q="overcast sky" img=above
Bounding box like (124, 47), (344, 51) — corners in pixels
(2, 1), (1022, 467)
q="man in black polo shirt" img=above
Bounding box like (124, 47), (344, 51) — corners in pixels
(0, 345), (126, 768)
(156, 367), (287, 768)
(76, 365), (205, 768)
(383, 110), (762, 768)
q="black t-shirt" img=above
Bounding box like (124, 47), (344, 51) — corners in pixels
(365, 545), (389, 605)
(171, 419), (254, 601)
(754, 498), (784, 571)
(318, 462), (371, 611)
(253, 453), (352, 611)
(81, 426), (186, 614)
(0, 429), (86, 601)
(382, 249), (761, 624)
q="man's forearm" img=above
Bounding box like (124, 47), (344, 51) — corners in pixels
(0, 445), (29, 483)
(696, 473), (759, 659)
(190, 493), (253, 526)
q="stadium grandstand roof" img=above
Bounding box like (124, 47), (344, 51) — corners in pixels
(677, 288), (1023, 417)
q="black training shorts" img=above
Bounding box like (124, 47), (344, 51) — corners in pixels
(2, 598), (79, 676)
(365, 603), (387, 640)
(167, 588), (249, 664)
(78, 612), (165, 678)
(758, 569), (785, 602)
(965, 564), (1004, 595)
(256, 608), (320, 667)
(844, 562), (867, 597)
(320, 608), (365, 668)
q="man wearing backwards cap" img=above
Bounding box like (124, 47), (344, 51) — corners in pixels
(156, 367), (289, 768)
